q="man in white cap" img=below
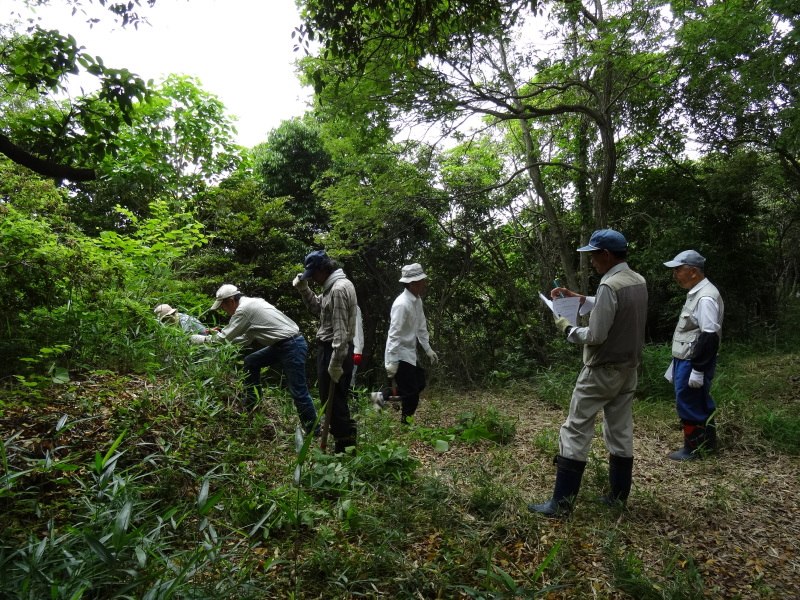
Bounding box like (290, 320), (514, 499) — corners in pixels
(293, 250), (359, 453)
(529, 229), (647, 517)
(374, 263), (438, 425)
(663, 250), (724, 461)
(191, 284), (318, 433)
(153, 304), (207, 334)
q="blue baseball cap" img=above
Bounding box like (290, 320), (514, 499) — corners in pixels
(299, 250), (329, 280)
(577, 229), (628, 253)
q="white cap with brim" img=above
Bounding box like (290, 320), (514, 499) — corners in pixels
(210, 284), (240, 311)
(399, 263), (427, 283)
(154, 304), (177, 319)
(664, 250), (705, 268)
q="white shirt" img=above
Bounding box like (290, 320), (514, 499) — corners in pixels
(687, 279), (722, 334)
(384, 288), (432, 366)
(353, 306), (364, 354)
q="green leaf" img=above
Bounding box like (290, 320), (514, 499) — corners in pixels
(51, 367), (70, 384)
(198, 488), (225, 516)
(84, 534), (114, 565)
(112, 501), (133, 550)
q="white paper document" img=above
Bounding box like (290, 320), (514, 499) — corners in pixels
(539, 293), (581, 327)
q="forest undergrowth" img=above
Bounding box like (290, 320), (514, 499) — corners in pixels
(1, 341), (799, 599)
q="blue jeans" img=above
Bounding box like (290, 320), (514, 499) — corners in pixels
(673, 358), (717, 424)
(243, 335), (318, 432)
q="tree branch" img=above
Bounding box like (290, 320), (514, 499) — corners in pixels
(0, 134), (96, 182)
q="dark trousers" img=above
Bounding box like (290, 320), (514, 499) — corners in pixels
(316, 340), (356, 441)
(395, 360), (427, 421)
(242, 335), (317, 432)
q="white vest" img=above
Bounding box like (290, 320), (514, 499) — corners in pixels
(671, 281), (723, 360)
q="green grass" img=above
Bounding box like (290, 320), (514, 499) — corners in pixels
(3, 334), (800, 598)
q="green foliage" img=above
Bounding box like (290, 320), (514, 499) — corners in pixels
(604, 533), (706, 600)
(458, 543), (566, 599)
(1, 159), (211, 378)
(756, 409), (800, 455)
(457, 407), (517, 445)
(637, 344), (676, 404)
(0, 433), (261, 599)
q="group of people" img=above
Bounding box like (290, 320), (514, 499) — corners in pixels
(531, 229), (723, 518)
(156, 251), (436, 455)
(155, 230), (723, 517)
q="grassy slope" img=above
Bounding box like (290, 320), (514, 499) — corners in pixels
(1, 343), (799, 599)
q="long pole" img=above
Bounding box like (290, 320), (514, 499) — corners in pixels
(318, 382), (336, 454)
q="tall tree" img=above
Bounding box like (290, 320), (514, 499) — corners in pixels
(299, 0), (678, 291)
(673, 0), (800, 186)
(252, 117), (332, 245)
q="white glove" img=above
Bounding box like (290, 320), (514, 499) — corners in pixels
(554, 316), (572, 335)
(292, 274), (309, 291)
(190, 334), (209, 345)
(688, 369), (704, 388)
(664, 362), (674, 384)
(328, 364), (343, 383)
(426, 348), (438, 364)
(385, 362), (399, 378)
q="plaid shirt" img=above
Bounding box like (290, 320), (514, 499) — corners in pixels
(300, 270), (358, 368)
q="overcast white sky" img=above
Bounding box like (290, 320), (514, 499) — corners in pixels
(10, 0), (313, 148)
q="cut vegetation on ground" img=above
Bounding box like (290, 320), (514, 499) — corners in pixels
(2, 344), (800, 599)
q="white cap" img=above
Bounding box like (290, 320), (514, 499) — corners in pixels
(154, 304), (177, 320)
(210, 284), (240, 310)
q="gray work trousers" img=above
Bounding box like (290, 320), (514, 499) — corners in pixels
(559, 363), (637, 461)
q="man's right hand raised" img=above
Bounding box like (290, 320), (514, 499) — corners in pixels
(292, 274), (309, 291)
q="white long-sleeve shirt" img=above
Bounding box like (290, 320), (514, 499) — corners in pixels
(384, 289), (432, 366)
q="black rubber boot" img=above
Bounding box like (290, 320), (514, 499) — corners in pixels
(668, 420), (713, 461)
(528, 455), (586, 518)
(334, 422), (358, 454)
(599, 454), (633, 506)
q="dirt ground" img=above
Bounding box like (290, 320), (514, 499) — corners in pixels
(408, 388), (800, 599)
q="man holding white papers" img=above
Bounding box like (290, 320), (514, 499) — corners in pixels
(529, 229), (647, 517)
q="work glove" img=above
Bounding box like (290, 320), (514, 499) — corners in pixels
(328, 364), (343, 383)
(190, 334), (209, 345)
(426, 348), (438, 365)
(688, 369), (704, 388)
(664, 362), (674, 384)
(385, 362), (399, 378)
(353, 354), (362, 366)
(292, 274), (309, 291)
(554, 316), (573, 335)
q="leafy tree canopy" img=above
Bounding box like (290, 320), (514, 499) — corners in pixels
(1, 0), (161, 181)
